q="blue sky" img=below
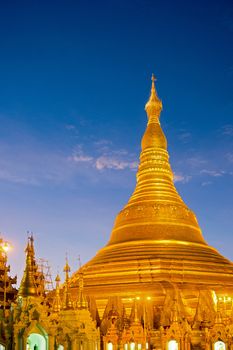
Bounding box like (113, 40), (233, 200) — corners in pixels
(0, 0), (232, 284)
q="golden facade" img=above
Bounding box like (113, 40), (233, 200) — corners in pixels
(12, 237), (100, 350)
(1, 77), (233, 350)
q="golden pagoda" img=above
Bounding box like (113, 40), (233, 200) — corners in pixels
(4, 77), (233, 350)
(70, 76), (233, 337)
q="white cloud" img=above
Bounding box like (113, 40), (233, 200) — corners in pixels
(201, 181), (213, 187)
(95, 156), (138, 171)
(94, 139), (112, 147)
(200, 169), (225, 177)
(0, 170), (40, 186)
(69, 144), (93, 163)
(69, 143), (138, 172)
(174, 173), (191, 183)
(65, 124), (76, 131)
(178, 131), (191, 142)
(187, 156), (207, 168)
(222, 124), (233, 136)
(72, 154), (93, 163)
(174, 174), (184, 182)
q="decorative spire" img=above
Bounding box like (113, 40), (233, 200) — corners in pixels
(127, 299), (145, 346)
(132, 298), (140, 324)
(108, 304), (119, 324)
(62, 257), (73, 309)
(171, 299), (179, 323)
(141, 75), (167, 150)
(18, 236), (38, 298)
(145, 74), (163, 122)
(53, 274), (61, 312)
(77, 270), (88, 309)
(29, 233), (35, 257)
(108, 75), (205, 247)
(215, 301), (223, 324)
(134, 299), (139, 323)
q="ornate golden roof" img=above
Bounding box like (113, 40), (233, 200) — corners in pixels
(71, 76), (233, 295)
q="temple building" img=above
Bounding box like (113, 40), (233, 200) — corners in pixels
(12, 236), (99, 350)
(1, 76), (233, 350)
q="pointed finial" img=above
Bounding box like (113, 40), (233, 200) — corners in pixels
(55, 274), (61, 283)
(53, 273), (61, 312)
(62, 255), (73, 309)
(145, 74), (162, 121)
(29, 234), (35, 257)
(64, 253), (71, 274)
(77, 269), (88, 309)
(78, 255), (82, 268)
(171, 298), (179, 323)
(18, 236), (38, 298)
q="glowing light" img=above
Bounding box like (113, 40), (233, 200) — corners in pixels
(168, 340), (178, 350)
(147, 297), (151, 300)
(108, 342), (113, 350)
(130, 343), (135, 350)
(136, 297), (140, 300)
(2, 242), (11, 253)
(27, 334), (46, 350)
(212, 291), (218, 305)
(214, 341), (226, 350)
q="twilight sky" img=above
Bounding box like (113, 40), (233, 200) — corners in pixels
(0, 0), (233, 285)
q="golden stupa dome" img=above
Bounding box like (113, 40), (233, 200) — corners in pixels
(71, 76), (233, 298)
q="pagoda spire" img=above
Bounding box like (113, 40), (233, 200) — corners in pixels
(53, 273), (61, 312)
(133, 299), (139, 323)
(77, 270), (88, 309)
(171, 298), (179, 323)
(145, 74), (163, 123)
(18, 236), (38, 298)
(62, 257), (72, 309)
(108, 75), (205, 246)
